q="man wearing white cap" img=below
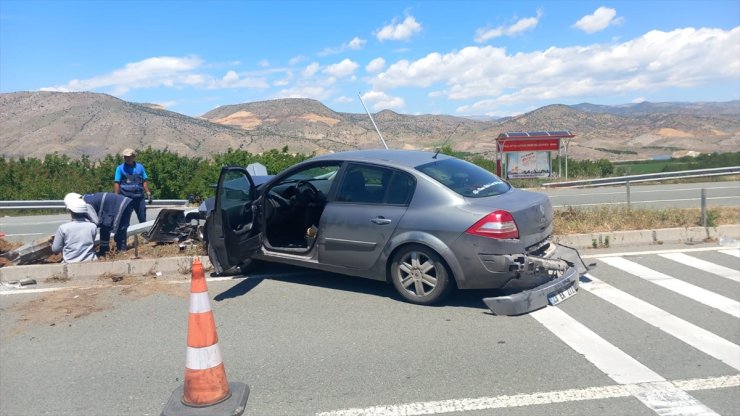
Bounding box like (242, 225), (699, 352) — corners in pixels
(114, 148), (152, 251)
(52, 193), (98, 263)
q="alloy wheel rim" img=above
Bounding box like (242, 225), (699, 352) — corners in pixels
(398, 251), (438, 297)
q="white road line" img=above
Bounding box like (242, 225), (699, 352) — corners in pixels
(1, 232), (50, 237)
(531, 307), (663, 385)
(552, 195), (739, 208)
(583, 246), (730, 259)
(581, 274), (740, 371)
(719, 249), (740, 258)
(599, 257), (740, 318)
(547, 185), (740, 198)
(315, 374), (737, 416)
(659, 252), (740, 283)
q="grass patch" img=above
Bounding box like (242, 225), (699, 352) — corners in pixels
(554, 206), (740, 235)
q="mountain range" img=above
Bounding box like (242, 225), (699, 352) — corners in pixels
(1, 91), (738, 161)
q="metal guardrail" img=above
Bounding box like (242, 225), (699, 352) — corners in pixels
(0, 199), (189, 210)
(543, 166), (740, 188)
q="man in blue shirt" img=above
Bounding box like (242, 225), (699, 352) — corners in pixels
(114, 148), (152, 251)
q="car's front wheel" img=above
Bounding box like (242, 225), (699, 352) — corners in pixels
(390, 245), (453, 305)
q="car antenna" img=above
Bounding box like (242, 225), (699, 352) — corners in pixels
(358, 92), (389, 150)
(433, 123), (461, 159)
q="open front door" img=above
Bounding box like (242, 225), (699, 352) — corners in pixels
(206, 167), (263, 273)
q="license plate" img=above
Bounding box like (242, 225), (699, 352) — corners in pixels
(548, 285), (577, 306)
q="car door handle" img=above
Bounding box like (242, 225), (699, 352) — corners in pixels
(371, 217), (392, 225)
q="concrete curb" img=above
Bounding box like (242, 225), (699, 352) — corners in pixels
(1, 225), (738, 284)
(554, 224), (739, 250)
(1, 256), (213, 284)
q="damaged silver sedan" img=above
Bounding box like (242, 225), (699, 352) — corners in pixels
(205, 149), (588, 315)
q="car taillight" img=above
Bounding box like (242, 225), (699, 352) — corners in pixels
(466, 210), (519, 239)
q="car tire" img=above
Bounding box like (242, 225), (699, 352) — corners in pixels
(390, 244), (452, 305)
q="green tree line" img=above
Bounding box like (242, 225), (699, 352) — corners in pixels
(0, 147), (310, 201)
(1, 147), (737, 201)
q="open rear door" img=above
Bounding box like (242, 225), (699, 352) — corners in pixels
(206, 167), (262, 273)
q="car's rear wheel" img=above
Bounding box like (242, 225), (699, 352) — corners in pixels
(390, 244), (452, 305)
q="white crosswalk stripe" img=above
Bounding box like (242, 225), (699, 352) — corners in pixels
(599, 256), (740, 318)
(658, 252), (740, 282)
(580, 273), (740, 371)
(719, 249), (740, 258)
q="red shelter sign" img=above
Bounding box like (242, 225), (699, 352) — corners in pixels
(495, 131), (575, 178)
(498, 138), (561, 152)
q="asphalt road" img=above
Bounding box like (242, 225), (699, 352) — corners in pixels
(1, 181), (738, 244)
(1, 242), (738, 416)
(543, 180), (740, 210)
(0, 208), (163, 244)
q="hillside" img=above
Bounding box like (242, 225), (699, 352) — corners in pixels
(1, 91), (738, 161)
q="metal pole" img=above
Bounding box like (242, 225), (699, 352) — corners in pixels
(565, 140), (570, 182)
(626, 181), (631, 210)
(357, 92), (388, 150)
(558, 139), (562, 178)
(701, 188), (707, 227)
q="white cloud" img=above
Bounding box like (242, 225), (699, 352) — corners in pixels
(318, 37), (367, 56)
(334, 95), (354, 103)
(475, 10), (542, 43)
(361, 90), (405, 110)
(573, 7), (624, 34)
(322, 59), (359, 78)
(366, 57), (386, 73)
(375, 16), (422, 41)
(258, 59), (270, 67)
(302, 62), (320, 77)
(348, 37), (366, 50)
(41, 56), (204, 93)
(370, 26), (740, 114)
(289, 55), (307, 65)
(275, 85), (331, 100)
(274, 71), (293, 86)
(631, 97), (646, 103)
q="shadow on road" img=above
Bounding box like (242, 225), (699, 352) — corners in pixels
(212, 262), (493, 310)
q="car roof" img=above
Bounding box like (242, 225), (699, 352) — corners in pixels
(310, 149), (454, 169)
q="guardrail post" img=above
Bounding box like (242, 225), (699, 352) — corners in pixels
(701, 188), (707, 227)
(626, 181), (631, 210)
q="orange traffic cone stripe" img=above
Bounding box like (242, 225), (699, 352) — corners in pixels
(182, 256), (231, 407)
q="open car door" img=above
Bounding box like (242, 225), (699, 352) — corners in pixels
(206, 167), (263, 274)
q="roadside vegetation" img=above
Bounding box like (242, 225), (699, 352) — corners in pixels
(1, 147), (737, 258)
(554, 206), (739, 235)
(1, 147), (738, 201)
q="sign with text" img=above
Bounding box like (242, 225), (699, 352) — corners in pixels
(506, 151), (552, 178)
(498, 138), (560, 152)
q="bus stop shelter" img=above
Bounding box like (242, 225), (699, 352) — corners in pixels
(495, 131), (575, 179)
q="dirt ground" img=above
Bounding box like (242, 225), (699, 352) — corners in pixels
(0, 236), (206, 267)
(1, 236), (199, 337)
(2, 267), (190, 338)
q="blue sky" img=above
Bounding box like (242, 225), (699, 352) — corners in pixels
(1, 0), (738, 117)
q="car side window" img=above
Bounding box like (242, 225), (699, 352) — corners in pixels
(386, 171), (415, 205)
(337, 165), (414, 205)
(220, 171), (252, 209)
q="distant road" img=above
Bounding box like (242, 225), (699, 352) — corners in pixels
(541, 180), (739, 210)
(0, 209), (163, 244)
(1, 181), (737, 244)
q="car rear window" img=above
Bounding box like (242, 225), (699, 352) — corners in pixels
(416, 158), (510, 197)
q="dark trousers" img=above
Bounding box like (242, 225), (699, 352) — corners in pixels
(114, 197), (146, 251)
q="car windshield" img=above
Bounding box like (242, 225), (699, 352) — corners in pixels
(416, 158), (510, 197)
